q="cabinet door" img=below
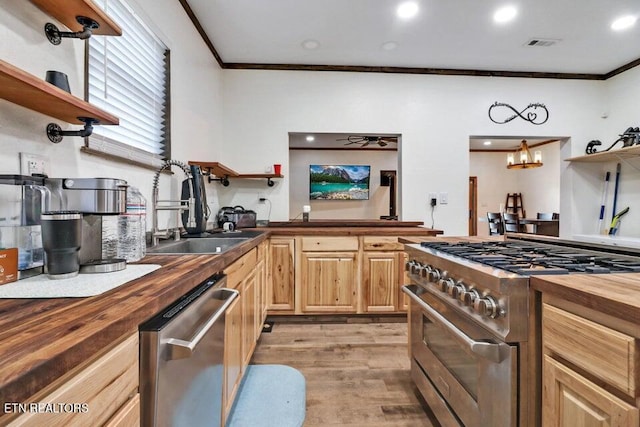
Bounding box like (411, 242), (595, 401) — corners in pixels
(542, 355), (639, 427)
(301, 252), (357, 312)
(399, 252), (410, 312)
(268, 238), (295, 311)
(242, 270), (257, 369)
(223, 297), (242, 424)
(362, 252), (399, 312)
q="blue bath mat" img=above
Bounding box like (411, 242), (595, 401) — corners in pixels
(226, 364), (306, 427)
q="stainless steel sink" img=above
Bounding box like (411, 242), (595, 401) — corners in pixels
(147, 231), (263, 255)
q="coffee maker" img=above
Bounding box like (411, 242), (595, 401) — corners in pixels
(45, 177), (128, 272)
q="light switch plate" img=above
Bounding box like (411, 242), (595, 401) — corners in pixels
(439, 192), (449, 205)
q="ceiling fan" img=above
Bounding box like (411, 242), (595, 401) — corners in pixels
(337, 135), (398, 147)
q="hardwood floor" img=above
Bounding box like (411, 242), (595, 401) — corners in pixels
(251, 320), (436, 426)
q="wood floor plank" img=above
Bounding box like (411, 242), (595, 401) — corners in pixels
(251, 321), (436, 426)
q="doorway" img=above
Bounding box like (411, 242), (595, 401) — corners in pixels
(469, 136), (564, 237)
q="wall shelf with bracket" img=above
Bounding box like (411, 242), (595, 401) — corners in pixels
(189, 161), (284, 187)
(30, 0), (123, 37)
(0, 60), (119, 142)
(565, 145), (640, 163)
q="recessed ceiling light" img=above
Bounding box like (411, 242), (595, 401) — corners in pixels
(306, 135), (315, 142)
(301, 39), (320, 50)
(382, 41), (398, 51)
(483, 141), (492, 146)
(494, 6), (517, 24)
(397, 2), (419, 19)
(611, 15), (637, 31)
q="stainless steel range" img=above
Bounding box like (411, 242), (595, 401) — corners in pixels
(402, 235), (640, 427)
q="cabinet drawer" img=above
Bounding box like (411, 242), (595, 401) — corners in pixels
(104, 393), (140, 427)
(225, 248), (257, 289)
(543, 303), (638, 397)
(9, 333), (139, 427)
(363, 236), (404, 251)
(301, 237), (358, 252)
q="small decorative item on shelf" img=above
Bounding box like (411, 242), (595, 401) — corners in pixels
(585, 126), (640, 154)
(45, 70), (71, 93)
(274, 164), (282, 175)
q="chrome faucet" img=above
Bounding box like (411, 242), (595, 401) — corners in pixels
(151, 160), (196, 246)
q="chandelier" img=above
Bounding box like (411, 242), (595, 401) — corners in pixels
(507, 140), (542, 169)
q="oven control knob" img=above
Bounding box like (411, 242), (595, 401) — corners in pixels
(412, 262), (424, 275)
(438, 277), (455, 293)
(461, 288), (480, 306)
(420, 264), (431, 278)
(405, 260), (415, 272)
(473, 295), (501, 319)
(448, 282), (467, 299)
(428, 268), (442, 283)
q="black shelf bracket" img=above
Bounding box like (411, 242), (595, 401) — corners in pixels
(207, 174), (230, 186)
(47, 117), (98, 143)
(266, 177), (275, 187)
(45, 16), (100, 45)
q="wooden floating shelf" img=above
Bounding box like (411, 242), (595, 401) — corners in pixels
(0, 60), (119, 126)
(30, 0), (122, 36)
(189, 161), (283, 186)
(566, 145), (640, 163)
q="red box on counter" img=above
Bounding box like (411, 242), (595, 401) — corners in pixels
(0, 248), (18, 285)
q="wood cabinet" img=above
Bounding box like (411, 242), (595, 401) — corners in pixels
(222, 246), (267, 424)
(541, 302), (640, 426)
(362, 236), (406, 313)
(267, 234), (411, 314)
(543, 355), (638, 426)
(268, 237), (295, 312)
(362, 252), (399, 312)
(7, 333), (139, 427)
(301, 251), (358, 312)
(222, 295), (242, 425)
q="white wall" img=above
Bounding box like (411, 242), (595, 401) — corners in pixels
(222, 70), (605, 235)
(471, 142), (561, 236)
(0, 0), (224, 230)
(289, 150), (397, 220)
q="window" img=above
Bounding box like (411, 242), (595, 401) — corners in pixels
(85, 0), (169, 168)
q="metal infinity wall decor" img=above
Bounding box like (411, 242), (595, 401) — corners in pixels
(488, 102), (549, 125)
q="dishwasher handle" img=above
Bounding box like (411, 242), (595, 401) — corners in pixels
(166, 287), (239, 360)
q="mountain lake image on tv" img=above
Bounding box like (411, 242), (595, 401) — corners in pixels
(309, 165), (370, 200)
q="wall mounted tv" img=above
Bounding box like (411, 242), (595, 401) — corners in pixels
(309, 165), (371, 200)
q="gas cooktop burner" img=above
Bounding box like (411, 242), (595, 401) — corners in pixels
(419, 241), (640, 275)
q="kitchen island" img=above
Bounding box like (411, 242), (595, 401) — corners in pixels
(0, 221), (438, 425)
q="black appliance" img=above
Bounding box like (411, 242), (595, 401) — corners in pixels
(216, 205), (257, 229)
(181, 165), (210, 235)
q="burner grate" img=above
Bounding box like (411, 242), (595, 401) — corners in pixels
(419, 241), (640, 275)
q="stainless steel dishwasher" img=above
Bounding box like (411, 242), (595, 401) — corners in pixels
(140, 273), (238, 427)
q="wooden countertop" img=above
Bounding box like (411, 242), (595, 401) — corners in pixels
(265, 226), (443, 236)
(267, 219), (426, 227)
(530, 274), (640, 324)
(0, 232), (268, 406)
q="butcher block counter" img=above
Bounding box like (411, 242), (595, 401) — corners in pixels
(0, 232), (268, 412)
(264, 220), (443, 236)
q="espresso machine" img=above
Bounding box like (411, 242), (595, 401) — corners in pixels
(45, 177), (128, 273)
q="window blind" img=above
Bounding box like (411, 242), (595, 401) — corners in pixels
(86, 0), (169, 168)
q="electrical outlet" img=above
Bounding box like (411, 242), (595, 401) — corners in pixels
(428, 192), (437, 202)
(439, 192), (449, 205)
(258, 193), (266, 203)
(20, 153), (49, 176)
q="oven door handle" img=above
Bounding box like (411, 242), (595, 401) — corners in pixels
(402, 285), (505, 363)
(166, 288), (239, 360)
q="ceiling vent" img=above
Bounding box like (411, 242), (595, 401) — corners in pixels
(524, 38), (560, 47)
